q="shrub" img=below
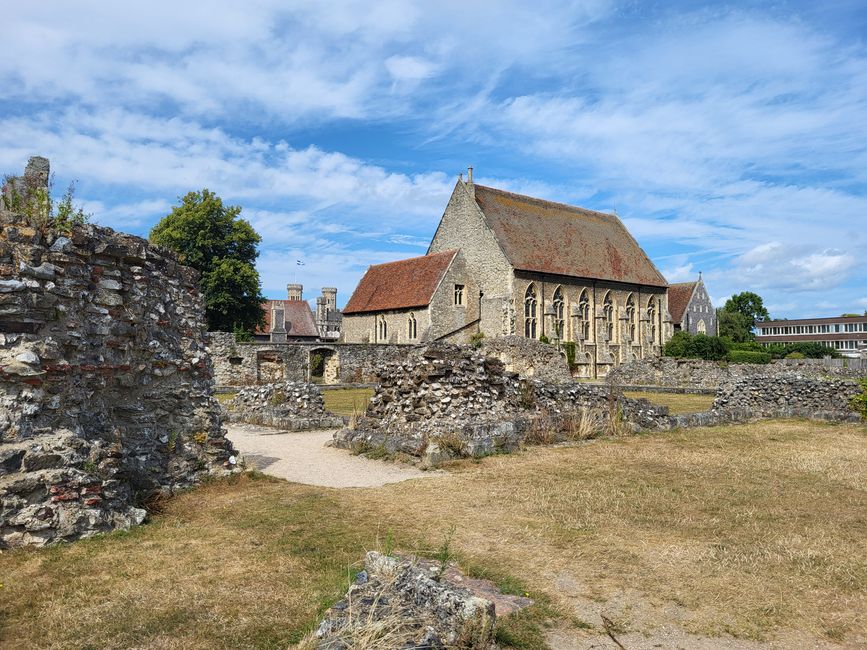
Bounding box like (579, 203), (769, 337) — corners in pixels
(785, 351), (805, 359)
(469, 331), (485, 349)
(663, 331), (691, 358)
(538, 334), (550, 344)
(849, 379), (867, 420)
(664, 331), (730, 360)
(562, 341), (576, 368)
(726, 350), (771, 364)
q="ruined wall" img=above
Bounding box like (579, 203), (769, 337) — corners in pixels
(480, 336), (571, 383)
(610, 356), (867, 389)
(208, 332), (412, 387)
(712, 375), (861, 419)
(0, 212), (235, 547)
(227, 381), (344, 430)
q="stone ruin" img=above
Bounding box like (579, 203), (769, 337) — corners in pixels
(227, 381), (344, 430)
(334, 343), (865, 464)
(0, 171), (236, 547)
(333, 343), (655, 463)
(311, 552), (498, 649)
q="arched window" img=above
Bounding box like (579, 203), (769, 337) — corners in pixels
(603, 292), (614, 341)
(407, 312), (417, 340)
(625, 294), (636, 342)
(552, 286), (565, 340)
(647, 299), (657, 343)
(378, 316), (388, 342)
(697, 318), (706, 334)
(578, 290), (590, 340)
(524, 283), (538, 339)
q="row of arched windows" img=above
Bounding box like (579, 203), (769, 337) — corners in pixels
(523, 283), (661, 344)
(376, 313), (419, 343)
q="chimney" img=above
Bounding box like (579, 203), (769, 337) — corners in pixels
(466, 166), (474, 198)
(287, 283), (303, 301)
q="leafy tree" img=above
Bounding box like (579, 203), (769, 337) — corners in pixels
(717, 308), (755, 343)
(663, 331), (731, 360)
(150, 190), (264, 333)
(723, 291), (770, 323)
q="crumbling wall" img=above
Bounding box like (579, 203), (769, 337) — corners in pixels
(480, 335), (571, 382)
(0, 210), (235, 548)
(227, 381), (344, 430)
(333, 343), (646, 460)
(610, 356), (867, 389)
(208, 333), (411, 387)
(712, 375), (861, 420)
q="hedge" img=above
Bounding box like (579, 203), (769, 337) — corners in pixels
(726, 350), (772, 364)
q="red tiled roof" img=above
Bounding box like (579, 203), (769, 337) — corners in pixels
(473, 185), (668, 288)
(343, 250), (457, 315)
(260, 299), (319, 337)
(667, 282), (697, 325)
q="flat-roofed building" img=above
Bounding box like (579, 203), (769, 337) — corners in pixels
(755, 315), (867, 358)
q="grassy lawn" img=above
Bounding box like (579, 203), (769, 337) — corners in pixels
(1, 420), (865, 648)
(322, 386), (374, 417)
(624, 390), (715, 414)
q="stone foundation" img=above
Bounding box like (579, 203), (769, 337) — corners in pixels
(0, 208), (235, 548)
(227, 381), (344, 430)
(610, 356), (867, 389)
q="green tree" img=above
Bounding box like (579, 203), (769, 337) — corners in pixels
(723, 291), (770, 323)
(717, 309), (755, 343)
(150, 190), (264, 333)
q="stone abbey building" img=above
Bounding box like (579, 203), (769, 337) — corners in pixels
(667, 275), (716, 335)
(342, 170), (672, 377)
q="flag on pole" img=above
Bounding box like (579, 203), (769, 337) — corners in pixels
(296, 260), (305, 266)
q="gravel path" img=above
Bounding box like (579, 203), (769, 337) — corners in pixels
(226, 423), (442, 488)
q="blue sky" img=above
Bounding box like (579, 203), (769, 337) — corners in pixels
(2, 1), (866, 318)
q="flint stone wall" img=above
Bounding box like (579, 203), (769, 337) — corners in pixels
(479, 335), (571, 383)
(208, 331), (410, 387)
(227, 381), (343, 430)
(333, 343), (659, 460)
(712, 375), (861, 420)
(609, 356), (867, 389)
(314, 551), (496, 649)
(0, 211), (235, 548)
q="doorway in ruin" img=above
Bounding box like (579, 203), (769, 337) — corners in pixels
(256, 350), (285, 384)
(309, 348), (339, 384)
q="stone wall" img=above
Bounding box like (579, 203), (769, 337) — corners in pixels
(208, 332), (412, 387)
(609, 356), (867, 389)
(0, 211), (235, 547)
(333, 343), (652, 462)
(480, 335), (572, 382)
(712, 375), (861, 420)
(227, 381), (343, 430)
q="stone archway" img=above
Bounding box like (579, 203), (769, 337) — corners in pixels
(309, 347), (339, 384)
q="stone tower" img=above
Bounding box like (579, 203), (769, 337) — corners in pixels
(287, 283), (303, 301)
(316, 287), (341, 340)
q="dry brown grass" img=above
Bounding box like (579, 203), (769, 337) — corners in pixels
(623, 390), (715, 414)
(1, 420), (865, 649)
(322, 387), (374, 417)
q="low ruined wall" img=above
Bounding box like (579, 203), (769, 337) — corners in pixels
(0, 212), (235, 547)
(227, 381), (343, 430)
(609, 356), (867, 389)
(480, 335), (571, 383)
(713, 375), (861, 420)
(333, 343), (654, 461)
(208, 333), (412, 387)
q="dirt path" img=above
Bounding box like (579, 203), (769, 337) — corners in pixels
(225, 423), (442, 488)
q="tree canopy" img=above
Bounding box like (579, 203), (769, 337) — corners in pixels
(150, 189), (264, 334)
(723, 291), (770, 323)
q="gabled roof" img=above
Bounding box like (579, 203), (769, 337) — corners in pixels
(472, 184), (668, 288)
(260, 299), (319, 337)
(343, 250), (457, 315)
(667, 282), (698, 325)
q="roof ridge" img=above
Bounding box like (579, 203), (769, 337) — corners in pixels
(473, 184), (617, 221)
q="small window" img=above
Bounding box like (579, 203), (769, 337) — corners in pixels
(407, 313), (417, 340)
(454, 284), (464, 306)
